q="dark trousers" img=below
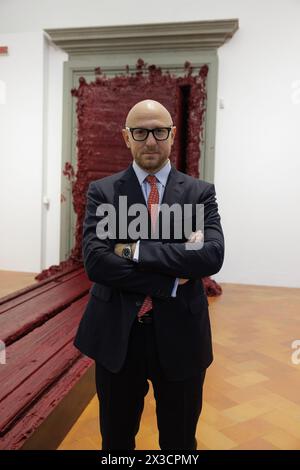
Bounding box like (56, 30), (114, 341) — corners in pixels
(95, 314), (206, 450)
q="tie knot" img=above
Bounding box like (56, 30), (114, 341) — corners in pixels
(146, 175), (157, 186)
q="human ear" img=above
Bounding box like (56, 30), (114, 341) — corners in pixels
(171, 126), (177, 144)
(122, 128), (131, 148)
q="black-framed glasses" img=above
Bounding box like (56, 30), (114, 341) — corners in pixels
(125, 127), (173, 141)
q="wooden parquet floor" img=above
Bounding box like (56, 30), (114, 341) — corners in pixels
(57, 283), (300, 450)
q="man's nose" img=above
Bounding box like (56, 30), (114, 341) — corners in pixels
(145, 131), (157, 146)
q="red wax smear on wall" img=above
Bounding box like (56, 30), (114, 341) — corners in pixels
(37, 60), (221, 296)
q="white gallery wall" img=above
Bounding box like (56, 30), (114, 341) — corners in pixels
(0, 0), (299, 287)
(0, 32), (45, 273)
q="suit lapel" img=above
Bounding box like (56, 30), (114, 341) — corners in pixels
(161, 164), (185, 207)
(115, 164), (146, 209)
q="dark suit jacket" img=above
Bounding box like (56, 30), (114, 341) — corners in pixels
(74, 164), (224, 381)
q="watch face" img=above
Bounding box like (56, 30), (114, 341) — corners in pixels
(123, 247), (131, 258)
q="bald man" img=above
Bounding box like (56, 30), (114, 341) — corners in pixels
(74, 100), (224, 450)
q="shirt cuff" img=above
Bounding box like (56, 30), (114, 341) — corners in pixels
(133, 240), (140, 262)
(171, 278), (179, 297)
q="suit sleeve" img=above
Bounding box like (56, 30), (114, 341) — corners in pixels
(82, 181), (174, 297)
(137, 183), (225, 279)
(133, 240), (179, 297)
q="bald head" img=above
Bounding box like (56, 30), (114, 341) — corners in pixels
(125, 100), (173, 127)
(122, 99), (176, 173)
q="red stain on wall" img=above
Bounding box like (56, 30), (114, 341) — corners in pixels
(62, 161), (75, 182)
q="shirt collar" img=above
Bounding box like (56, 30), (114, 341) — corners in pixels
(132, 159), (171, 187)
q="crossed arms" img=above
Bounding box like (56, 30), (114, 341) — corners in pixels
(82, 181), (224, 298)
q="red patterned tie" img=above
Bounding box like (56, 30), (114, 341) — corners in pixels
(137, 175), (159, 319)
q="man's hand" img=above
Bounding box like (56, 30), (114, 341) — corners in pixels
(114, 243), (125, 257)
(114, 243), (136, 258)
(186, 229), (204, 244)
(179, 230), (204, 285)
